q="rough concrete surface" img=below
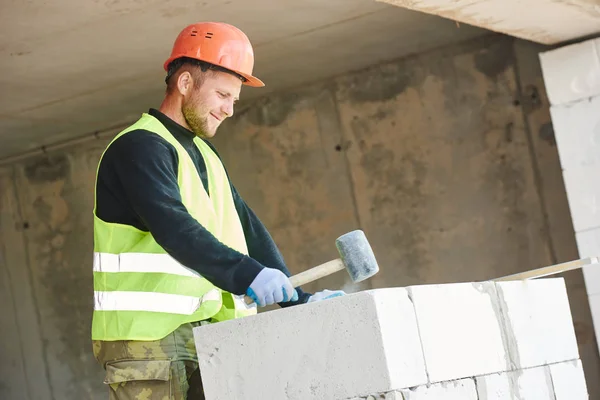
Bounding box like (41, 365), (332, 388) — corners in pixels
(0, 149), (106, 398)
(333, 35), (549, 288)
(378, 0), (600, 45)
(0, 0), (487, 160)
(0, 168), (53, 400)
(0, 34), (598, 399)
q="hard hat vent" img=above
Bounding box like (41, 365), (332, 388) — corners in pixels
(190, 29), (198, 37)
(205, 32), (214, 39)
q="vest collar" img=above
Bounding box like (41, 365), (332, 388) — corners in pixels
(148, 108), (196, 143)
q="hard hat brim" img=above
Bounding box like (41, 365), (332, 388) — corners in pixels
(236, 70), (265, 87)
(163, 56), (265, 88)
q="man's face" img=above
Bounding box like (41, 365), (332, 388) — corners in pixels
(182, 71), (242, 138)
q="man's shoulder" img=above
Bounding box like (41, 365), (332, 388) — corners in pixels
(106, 129), (178, 156)
(99, 129), (180, 172)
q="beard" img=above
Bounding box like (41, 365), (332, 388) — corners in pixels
(182, 96), (213, 138)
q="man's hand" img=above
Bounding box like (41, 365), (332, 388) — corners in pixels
(246, 268), (299, 307)
(308, 289), (346, 303)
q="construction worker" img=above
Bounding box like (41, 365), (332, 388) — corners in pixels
(91, 21), (345, 399)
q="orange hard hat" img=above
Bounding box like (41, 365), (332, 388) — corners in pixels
(163, 22), (264, 87)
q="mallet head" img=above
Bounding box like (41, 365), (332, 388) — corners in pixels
(335, 230), (379, 283)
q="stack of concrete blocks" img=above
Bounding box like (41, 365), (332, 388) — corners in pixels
(193, 278), (587, 399)
(539, 37), (600, 354)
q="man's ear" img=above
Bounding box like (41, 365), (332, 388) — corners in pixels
(177, 71), (193, 96)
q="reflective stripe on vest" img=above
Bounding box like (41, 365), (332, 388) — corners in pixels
(94, 289), (222, 314)
(93, 252), (221, 314)
(91, 113), (256, 341)
(93, 252), (200, 277)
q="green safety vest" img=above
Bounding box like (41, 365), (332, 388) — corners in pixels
(91, 113), (256, 341)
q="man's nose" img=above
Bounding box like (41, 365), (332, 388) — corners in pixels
(222, 99), (234, 118)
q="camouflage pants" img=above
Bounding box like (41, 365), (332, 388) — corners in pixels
(93, 322), (205, 400)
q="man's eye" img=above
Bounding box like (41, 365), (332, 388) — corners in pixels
(218, 92), (226, 98)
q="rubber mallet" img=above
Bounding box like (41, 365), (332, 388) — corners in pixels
(245, 229), (379, 304)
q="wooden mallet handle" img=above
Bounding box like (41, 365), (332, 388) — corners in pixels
(244, 259), (345, 305)
(289, 259), (345, 287)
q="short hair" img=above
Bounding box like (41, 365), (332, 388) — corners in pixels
(164, 57), (247, 88)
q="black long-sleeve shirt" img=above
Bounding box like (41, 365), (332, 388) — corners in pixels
(95, 108), (310, 306)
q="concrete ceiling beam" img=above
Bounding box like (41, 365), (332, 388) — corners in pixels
(376, 0), (600, 45)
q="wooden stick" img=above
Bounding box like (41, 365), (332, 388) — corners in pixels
(493, 257), (600, 281)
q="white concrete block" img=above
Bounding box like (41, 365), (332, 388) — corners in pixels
(540, 38), (600, 105)
(407, 282), (509, 383)
(561, 163), (600, 232)
(495, 278), (579, 369)
(400, 379), (477, 400)
(193, 288), (427, 400)
(549, 96), (600, 170)
(476, 366), (554, 400)
(550, 360), (589, 400)
(575, 229), (600, 295)
(588, 293), (600, 349)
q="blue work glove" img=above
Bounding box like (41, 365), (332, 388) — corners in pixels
(246, 268), (299, 307)
(307, 289), (346, 303)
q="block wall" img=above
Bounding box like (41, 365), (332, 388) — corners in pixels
(193, 278), (587, 400)
(539, 37), (600, 355)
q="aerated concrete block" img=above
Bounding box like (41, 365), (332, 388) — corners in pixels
(475, 366), (554, 399)
(575, 229), (600, 295)
(495, 278), (579, 369)
(193, 288), (427, 400)
(561, 163), (600, 232)
(407, 282), (509, 383)
(549, 96), (600, 171)
(540, 38), (600, 106)
(550, 360), (589, 400)
(589, 293), (600, 347)
(400, 378), (477, 400)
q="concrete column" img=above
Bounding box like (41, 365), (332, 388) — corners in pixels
(192, 278), (586, 399)
(539, 37), (600, 355)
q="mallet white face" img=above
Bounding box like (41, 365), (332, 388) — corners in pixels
(335, 230), (379, 283)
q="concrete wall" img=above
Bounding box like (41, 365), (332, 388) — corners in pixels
(0, 34), (597, 399)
